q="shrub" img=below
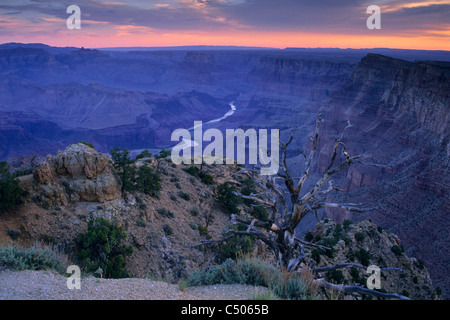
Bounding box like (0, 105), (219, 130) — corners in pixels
(190, 206), (199, 216)
(355, 248), (371, 266)
(110, 147), (133, 169)
(240, 178), (257, 206)
(304, 231), (314, 242)
(134, 166), (161, 196)
(135, 149), (152, 160)
(391, 245), (404, 256)
(311, 249), (321, 264)
(6, 229), (20, 240)
(216, 183), (241, 214)
(350, 266), (363, 284)
(327, 269), (345, 284)
(198, 225), (209, 237)
(189, 222), (198, 230)
(155, 149), (171, 159)
(343, 219), (352, 231)
(162, 224), (173, 236)
(75, 217), (133, 278)
(183, 166), (200, 177)
(110, 147), (133, 193)
(200, 173), (214, 185)
(157, 208), (174, 218)
(185, 257), (317, 300)
(0, 161), (25, 213)
(252, 206), (269, 222)
(0, 244), (67, 274)
(79, 141), (95, 149)
(110, 147), (161, 196)
(178, 190), (191, 201)
(218, 229), (254, 261)
(354, 232), (365, 242)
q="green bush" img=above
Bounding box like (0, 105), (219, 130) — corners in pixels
(110, 147), (161, 196)
(135, 149), (152, 160)
(304, 231), (315, 242)
(327, 269), (345, 284)
(134, 166), (162, 196)
(6, 229), (20, 240)
(178, 190), (191, 201)
(183, 166), (200, 177)
(155, 149), (171, 159)
(79, 141), (95, 149)
(391, 245), (404, 256)
(252, 205), (269, 222)
(162, 224), (173, 236)
(218, 229), (254, 261)
(216, 183), (242, 214)
(200, 173), (214, 185)
(0, 161), (24, 213)
(198, 225), (209, 237)
(0, 245), (66, 274)
(110, 147), (133, 169)
(189, 222), (198, 230)
(354, 232), (365, 242)
(110, 147), (133, 193)
(355, 248), (371, 266)
(240, 178), (257, 206)
(343, 219), (352, 231)
(75, 217), (133, 279)
(311, 249), (321, 264)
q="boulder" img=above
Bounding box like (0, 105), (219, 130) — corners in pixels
(32, 143), (121, 205)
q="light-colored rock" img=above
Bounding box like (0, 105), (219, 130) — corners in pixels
(32, 143), (121, 205)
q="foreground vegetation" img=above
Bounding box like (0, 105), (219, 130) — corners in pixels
(185, 256), (318, 300)
(0, 243), (68, 274)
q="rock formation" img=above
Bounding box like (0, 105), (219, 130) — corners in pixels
(307, 220), (437, 300)
(32, 143), (122, 206)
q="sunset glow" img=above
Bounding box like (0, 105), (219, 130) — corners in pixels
(0, 0), (448, 50)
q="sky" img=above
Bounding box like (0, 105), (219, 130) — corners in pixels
(0, 0), (449, 50)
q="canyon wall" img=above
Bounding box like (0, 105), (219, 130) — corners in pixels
(313, 54), (449, 297)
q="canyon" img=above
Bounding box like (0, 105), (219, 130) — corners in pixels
(0, 43), (448, 298)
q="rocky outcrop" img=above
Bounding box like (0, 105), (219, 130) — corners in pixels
(307, 220), (438, 300)
(2, 150), (250, 283)
(32, 143), (121, 205)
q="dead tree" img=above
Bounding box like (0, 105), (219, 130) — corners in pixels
(196, 114), (408, 299)
(222, 114), (384, 271)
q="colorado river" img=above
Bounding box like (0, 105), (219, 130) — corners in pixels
(131, 101), (237, 156)
(188, 102), (236, 131)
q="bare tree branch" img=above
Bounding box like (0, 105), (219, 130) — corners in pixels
(231, 214), (280, 232)
(295, 114), (323, 196)
(294, 238), (331, 252)
(314, 278), (410, 300)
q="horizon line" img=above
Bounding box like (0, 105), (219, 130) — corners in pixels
(2, 42), (450, 53)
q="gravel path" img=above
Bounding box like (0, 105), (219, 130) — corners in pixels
(0, 269), (270, 300)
